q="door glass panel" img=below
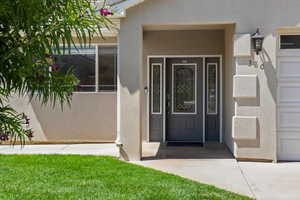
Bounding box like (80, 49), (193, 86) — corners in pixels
(172, 64), (196, 114)
(207, 64), (217, 114)
(152, 64), (161, 114)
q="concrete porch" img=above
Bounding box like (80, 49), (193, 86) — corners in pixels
(142, 142), (232, 160)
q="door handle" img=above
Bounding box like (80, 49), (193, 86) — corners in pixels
(167, 94), (171, 114)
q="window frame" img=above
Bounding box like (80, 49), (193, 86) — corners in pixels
(55, 43), (118, 94)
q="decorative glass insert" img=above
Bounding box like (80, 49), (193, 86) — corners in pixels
(152, 64), (162, 114)
(207, 63), (217, 114)
(280, 35), (300, 49)
(173, 64), (196, 114)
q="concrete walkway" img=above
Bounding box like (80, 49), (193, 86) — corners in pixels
(135, 143), (300, 200)
(1, 143), (300, 200)
(0, 144), (118, 157)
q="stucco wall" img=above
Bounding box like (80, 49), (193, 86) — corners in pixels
(11, 93), (117, 142)
(223, 25), (235, 153)
(118, 0), (300, 160)
(142, 29), (225, 141)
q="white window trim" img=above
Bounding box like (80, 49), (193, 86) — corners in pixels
(151, 63), (163, 115)
(171, 63), (198, 115)
(56, 43), (118, 94)
(206, 63), (218, 115)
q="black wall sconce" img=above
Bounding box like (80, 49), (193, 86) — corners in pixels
(252, 28), (264, 55)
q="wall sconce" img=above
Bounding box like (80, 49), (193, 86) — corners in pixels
(251, 28), (264, 55)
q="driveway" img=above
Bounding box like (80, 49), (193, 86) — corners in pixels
(1, 143), (300, 200)
(132, 142), (300, 200)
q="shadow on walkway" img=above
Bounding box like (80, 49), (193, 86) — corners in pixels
(142, 142), (234, 160)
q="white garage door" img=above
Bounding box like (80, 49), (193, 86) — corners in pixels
(278, 56), (300, 160)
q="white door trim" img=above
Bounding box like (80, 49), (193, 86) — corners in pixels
(147, 55), (223, 143)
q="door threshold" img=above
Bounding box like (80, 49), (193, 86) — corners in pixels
(166, 141), (203, 147)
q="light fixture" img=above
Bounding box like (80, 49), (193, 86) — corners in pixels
(252, 28), (264, 55)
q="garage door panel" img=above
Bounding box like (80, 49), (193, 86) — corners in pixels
(279, 60), (300, 79)
(279, 85), (300, 103)
(278, 57), (300, 161)
(278, 138), (300, 160)
(278, 109), (300, 129)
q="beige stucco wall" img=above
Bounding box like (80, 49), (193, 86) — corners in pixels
(10, 36), (118, 143)
(11, 93), (117, 142)
(118, 0), (300, 161)
(223, 25), (235, 153)
(142, 29), (225, 141)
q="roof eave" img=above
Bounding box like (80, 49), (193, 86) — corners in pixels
(111, 0), (146, 18)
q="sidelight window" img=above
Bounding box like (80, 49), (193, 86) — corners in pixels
(207, 63), (218, 114)
(151, 63), (162, 114)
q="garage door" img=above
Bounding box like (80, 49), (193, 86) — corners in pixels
(278, 56), (300, 160)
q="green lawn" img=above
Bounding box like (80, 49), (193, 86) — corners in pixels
(0, 155), (252, 200)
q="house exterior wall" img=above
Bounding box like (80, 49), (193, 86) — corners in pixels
(118, 0), (300, 161)
(10, 36), (118, 143)
(11, 93), (117, 142)
(142, 29), (225, 141)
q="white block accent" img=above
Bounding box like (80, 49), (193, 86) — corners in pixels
(233, 116), (257, 140)
(233, 75), (257, 99)
(234, 34), (251, 57)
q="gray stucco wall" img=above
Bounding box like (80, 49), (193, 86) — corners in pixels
(118, 0), (300, 160)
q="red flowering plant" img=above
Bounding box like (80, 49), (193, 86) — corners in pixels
(0, 89), (33, 144)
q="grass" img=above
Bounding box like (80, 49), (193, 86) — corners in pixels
(0, 155), (252, 200)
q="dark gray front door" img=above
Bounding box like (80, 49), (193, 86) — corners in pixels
(166, 58), (203, 142)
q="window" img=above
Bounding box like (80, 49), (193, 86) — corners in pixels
(53, 45), (117, 92)
(280, 35), (300, 49)
(98, 46), (118, 91)
(207, 63), (218, 114)
(172, 64), (197, 114)
(151, 63), (162, 114)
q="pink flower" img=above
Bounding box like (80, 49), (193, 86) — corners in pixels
(52, 64), (59, 72)
(76, 84), (82, 88)
(100, 8), (113, 16)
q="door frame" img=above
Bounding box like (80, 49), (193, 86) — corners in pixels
(147, 55), (223, 144)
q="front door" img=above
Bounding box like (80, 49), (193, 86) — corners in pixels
(166, 58), (203, 142)
(149, 56), (221, 143)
